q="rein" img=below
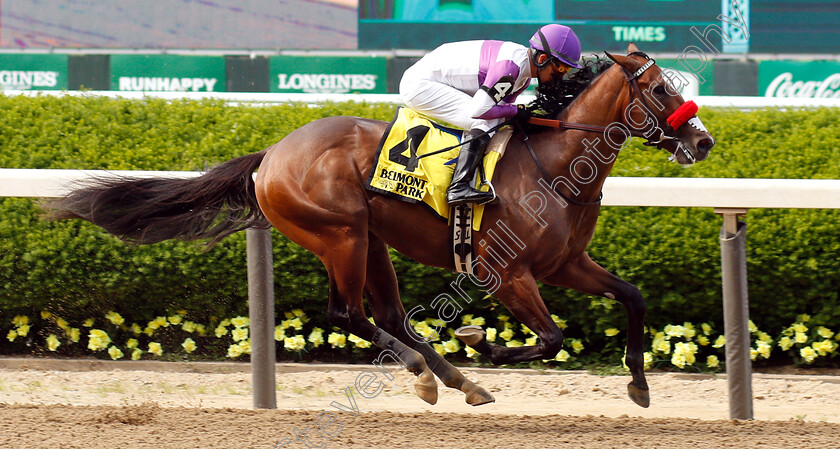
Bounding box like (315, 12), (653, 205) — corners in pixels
(519, 53), (694, 206)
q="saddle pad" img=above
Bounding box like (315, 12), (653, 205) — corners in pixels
(366, 106), (505, 231)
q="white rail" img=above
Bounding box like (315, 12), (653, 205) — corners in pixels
(4, 90), (840, 109)
(4, 169), (840, 210)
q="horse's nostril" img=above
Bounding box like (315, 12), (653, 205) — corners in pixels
(698, 138), (714, 153)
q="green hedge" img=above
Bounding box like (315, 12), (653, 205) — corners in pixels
(1, 95), (839, 365)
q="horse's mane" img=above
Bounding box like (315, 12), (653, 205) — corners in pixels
(526, 55), (615, 119)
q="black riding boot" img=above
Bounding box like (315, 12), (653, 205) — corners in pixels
(446, 130), (495, 206)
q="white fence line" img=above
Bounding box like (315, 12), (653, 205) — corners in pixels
(4, 168), (840, 209)
(4, 90), (840, 109)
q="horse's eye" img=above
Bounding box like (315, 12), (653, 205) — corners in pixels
(653, 85), (666, 96)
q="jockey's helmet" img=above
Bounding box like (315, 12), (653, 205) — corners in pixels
(529, 24), (583, 70)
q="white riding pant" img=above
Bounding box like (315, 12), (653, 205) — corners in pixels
(399, 77), (503, 133)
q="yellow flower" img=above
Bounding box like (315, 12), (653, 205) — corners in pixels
(227, 343), (244, 358)
(168, 315), (183, 326)
(68, 328), (80, 343)
(143, 327), (155, 337)
(46, 334), (61, 351)
(108, 346), (124, 360)
(7, 329), (18, 342)
(131, 349), (143, 360)
(683, 322), (697, 339)
(525, 335), (538, 346)
(232, 328), (249, 343)
(154, 316), (169, 328)
(671, 352), (688, 369)
(486, 327), (497, 342)
(215, 325), (229, 338)
(182, 338), (197, 353)
(182, 321), (196, 333)
(347, 334), (371, 349)
(105, 311), (124, 326)
(219, 319), (231, 327)
(194, 324), (207, 336)
(442, 338), (460, 353)
(800, 346), (817, 364)
(748, 320), (757, 333)
(433, 343), (446, 356)
(41, 311), (52, 320)
(465, 346), (479, 359)
(701, 323), (713, 336)
(713, 335), (726, 348)
(308, 328), (324, 348)
(238, 340), (251, 354)
(499, 327), (514, 341)
(327, 332), (346, 348)
(498, 315), (510, 322)
(551, 314), (567, 330)
(231, 316), (249, 328)
(274, 326), (286, 341)
(56, 318), (70, 332)
(778, 336), (794, 351)
(16, 324), (30, 337)
(664, 325), (686, 339)
(697, 335), (710, 346)
(816, 327), (835, 339)
(130, 323), (142, 335)
(554, 349), (570, 362)
(147, 342), (163, 356)
(706, 355), (720, 368)
(521, 324), (532, 335)
(757, 331), (773, 344)
(470, 316), (486, 327)
(812, 340), (837, 357)
(83, 318), (95, 327)
(795, 332), (808, 344)
(87, 329), (112, 351)
(126, 338), (139, 349)
(570, 339), (584, 354)
(505, 340), (523, 348)
(643, 352), (654, 370)
(289, 317), (303, 331)
(283, 335), (306, 351)
(654, 338), (671, 355)
(796, 314), (811, 323)
(757, 341), (772, 359)
(12, 315), (29, 327)
(604, 328), (620, 337)
(672, 342), (698, 367)
(176, 310), (187, 316)
(461, 314), (474, 326)
(792, 323), (808, 333)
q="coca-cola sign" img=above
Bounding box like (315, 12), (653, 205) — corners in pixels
(760, 61), (840, 98)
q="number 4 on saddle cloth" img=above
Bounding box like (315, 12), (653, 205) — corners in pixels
(365, 107), (513, 274)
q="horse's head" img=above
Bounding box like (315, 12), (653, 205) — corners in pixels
(606, 43), (715, 165)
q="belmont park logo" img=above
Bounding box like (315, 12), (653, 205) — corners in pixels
(277, 73), (378, 93)
(764, 72), (840, 98)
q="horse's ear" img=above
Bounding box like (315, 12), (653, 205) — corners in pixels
(605, 51), (632, 70)
(605, 51), (618, 63)
(626, 42), (640, 54)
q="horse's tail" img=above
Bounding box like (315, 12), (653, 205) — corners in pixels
(45, 150), (268, 246)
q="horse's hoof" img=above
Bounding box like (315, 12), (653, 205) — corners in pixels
(455, 325), (486, 347)
(627, 383), (650, 408)
(461, 379), (495, 406)
(415, 369), (438, 405)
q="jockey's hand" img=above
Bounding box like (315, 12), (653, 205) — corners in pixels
(515, 105), (532, 124)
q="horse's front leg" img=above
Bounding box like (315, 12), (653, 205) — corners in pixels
(542, 252), (650, 408)
(456, 270), (566, 365)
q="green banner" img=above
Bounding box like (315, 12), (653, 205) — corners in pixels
(0, 54), (68, 90)
(759, 61), (840, 98)
(270, 56), (388, 94)
(110, 55), (225, 92)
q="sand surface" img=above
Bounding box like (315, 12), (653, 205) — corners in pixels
(1, 358), (839, 448)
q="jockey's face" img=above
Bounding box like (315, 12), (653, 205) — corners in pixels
(534, 54), (571, 85)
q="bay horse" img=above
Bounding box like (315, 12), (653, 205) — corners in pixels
(47, 44), (714, 409)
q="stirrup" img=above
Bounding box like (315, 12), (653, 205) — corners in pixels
(476, 180), (497, 205)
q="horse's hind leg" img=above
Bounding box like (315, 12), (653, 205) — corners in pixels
(363, 235), (494, 406)
(543, 252), (650, 408)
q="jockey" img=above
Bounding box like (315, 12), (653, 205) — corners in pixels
(399, 24), (583, 206)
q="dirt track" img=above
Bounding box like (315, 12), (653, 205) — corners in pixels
(2, 359), (840, 448)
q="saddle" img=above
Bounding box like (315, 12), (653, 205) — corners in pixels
(364, 107), (513, 274)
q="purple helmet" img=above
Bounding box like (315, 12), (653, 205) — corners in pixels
(529, 24), (582, 69)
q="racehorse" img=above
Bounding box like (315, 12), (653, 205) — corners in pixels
(46, 44), (714, 409)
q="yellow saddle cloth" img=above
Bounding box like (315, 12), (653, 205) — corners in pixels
(365, 107), (503, 231)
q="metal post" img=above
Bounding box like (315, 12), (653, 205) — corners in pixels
(715, 207), (753, 420)
(247, 227), (276, 409)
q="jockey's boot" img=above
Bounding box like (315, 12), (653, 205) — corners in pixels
(446, 129), (495, 206)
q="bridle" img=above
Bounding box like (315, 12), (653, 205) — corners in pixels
(519, 53), (699, 205)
